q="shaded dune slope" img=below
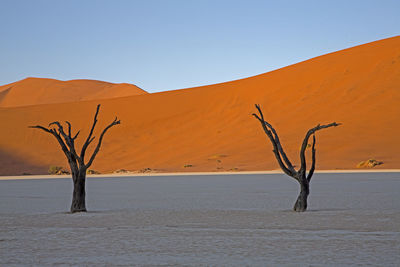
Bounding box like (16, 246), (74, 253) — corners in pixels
(0, 36), (399, 175)
(0, 78), (147, 107)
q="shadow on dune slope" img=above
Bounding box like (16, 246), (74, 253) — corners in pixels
(0, 149), (48, 176)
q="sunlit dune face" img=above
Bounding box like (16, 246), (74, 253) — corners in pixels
(0, 36), (399, 175)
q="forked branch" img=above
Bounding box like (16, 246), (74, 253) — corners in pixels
(252, 104), (295, 177)
(85, 117), (120, 168)
(253, 104), (340, 181)
(307, 134), (316, 182)
(253, 104), (295, 173)
(29, 104), (120, 169)
(299, 122), (341, 176)
(48, 121), (80, 161)
(81, 104), (101, 162)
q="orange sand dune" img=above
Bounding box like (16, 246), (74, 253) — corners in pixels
(0, 36), (399, 175)
(0, 77), (147, 107)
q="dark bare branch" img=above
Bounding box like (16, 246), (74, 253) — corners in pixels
(29, 125), (71, 160)
(52, 131), (73, 161)
(29, 125), (52, 133)
(72, 130), (80, 140)
(65, 120), (80, 140)
(49, 121), (69, 141)
(88, 136), (95, 145)
(307, 134), (316, 182)
(262, 120), (295, 173)
(65, 121), (72, 137)
(85, 117), (120, 168)
(299, 122), (340, 175)
(254, 104), (265, 121)
(49, 121), (80, 161)
(253, 105), (295, 177)
(80, 104), (101, 161)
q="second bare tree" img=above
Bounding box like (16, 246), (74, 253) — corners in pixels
(253, 104), (340, 212)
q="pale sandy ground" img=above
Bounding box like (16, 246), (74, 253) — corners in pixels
(0, 169), (400, 180)
(0, 172), (399, 266)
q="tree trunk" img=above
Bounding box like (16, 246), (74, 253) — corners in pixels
(71, 170), (87, 213)
(293, 181), (309, 212)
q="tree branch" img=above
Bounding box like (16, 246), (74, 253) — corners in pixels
(85, 117), (120, 168)
(307, 134), (316, 182)
(299, 122), (341, 175)
(253, 104), (295, 177)
(65, 121), (72, 138)
(72, 130), (80, 140)
(29, 125), (71, 161)
(49, 121), (69, 145)
(262, 119), (295, 173)
(28, 125), (51, 133)
(49, 121), (80, 162)
(80, 104), (100, 162)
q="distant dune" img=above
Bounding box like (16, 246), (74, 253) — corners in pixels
(0, 78), (147, 107)
(0, 36), (399, 175)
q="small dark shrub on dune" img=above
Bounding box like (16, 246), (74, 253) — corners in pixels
(87, 169), (100, 174)
(48, 165), (63, 175)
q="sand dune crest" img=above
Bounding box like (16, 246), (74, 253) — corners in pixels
(0, 77), (147, 107)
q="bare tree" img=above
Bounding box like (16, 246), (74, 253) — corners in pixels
(253, 104), (340, 212)
(30, 104), (120, 213)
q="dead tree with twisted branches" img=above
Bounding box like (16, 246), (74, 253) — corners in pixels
(253, 104), (340, 212)
(29, 104), (120, 213)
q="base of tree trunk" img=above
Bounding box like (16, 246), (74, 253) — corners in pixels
(293, 198), (307, 212)
(71, 174), (87, 213)
(70, 197), (87, 213)
(70, 207), (87, 213)
(293, 188), (309, 212)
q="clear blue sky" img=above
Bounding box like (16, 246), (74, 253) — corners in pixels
(1, 0), (399, 93)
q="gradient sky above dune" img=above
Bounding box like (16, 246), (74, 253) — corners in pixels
(1, 0), (399, 92)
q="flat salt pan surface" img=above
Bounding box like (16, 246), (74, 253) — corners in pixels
(0, 173), (399, 266)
